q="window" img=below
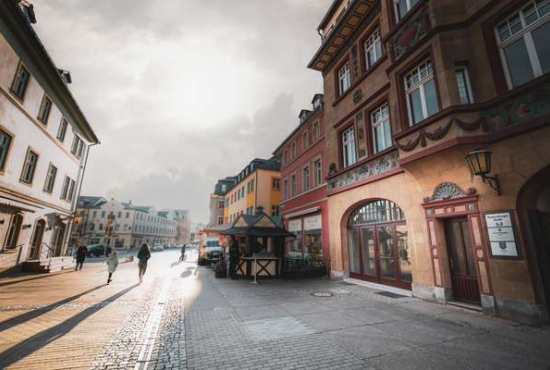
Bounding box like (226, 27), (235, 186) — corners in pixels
(342, 127), (357, 168)
(71, 135), (85, 158)
(57, 118), (68, 142)
(313, 122), (320, 141)
(291, 141), (297, 158)
(364, 29), (383, 69)
(284, 149), (289, 164)
(291, 174), (297, 196)
(302, 131), (309, 150)
(251, 179), (255, 192)
(338, 61), (351, 95)
(117, 211), (122, 218)
(0, 129), (13, 172)
(11, 63), (30, 100)
(38, 95), (52, 124)
(218, 200), (224, 208)
(303, 166), (310, 191)
(395, 0), (420, 21)
(126, 212), (130, 218)
(371, 104), (392, 153)
(405, 59), (439, 125)
(43, 163), (57, 193)
(93, 211), (97, 218)
(20, 149), (38, 184)
(218, 216), (224, 225)
(272, 178), (280, 191)
(283, 179), (289, 199)
(60, 176), (70, 200)
(314, 160), (322, 186)
(455, 67), (474, 104)
(272, 206), (280, 217)
(496, 0), (550, 89)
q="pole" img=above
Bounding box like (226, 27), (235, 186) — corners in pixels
(251, 257), (259, 285)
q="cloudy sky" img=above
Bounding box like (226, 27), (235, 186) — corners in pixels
(34, 0), (331, 222)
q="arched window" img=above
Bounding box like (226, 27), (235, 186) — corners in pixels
(347, 199), (411, 289)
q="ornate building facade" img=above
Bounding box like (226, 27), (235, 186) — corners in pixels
(308, 0), (550, 323)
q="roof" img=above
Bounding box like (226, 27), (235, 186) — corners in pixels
(232, 156), (281, 186)
(0, 0), (99, 143)
(273, 101), (323, 155)
(317, 0), (345, 31)
(121, 204), (152, 213)
(220, 211), (294, 238)
(77, 196), (107, 208)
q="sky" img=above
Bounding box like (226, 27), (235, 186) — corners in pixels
(33, 0), (332, 223)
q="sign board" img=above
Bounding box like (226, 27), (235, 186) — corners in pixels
(485, 212), (518, 257)
(287, 219), (302, 232)
(304, 215), (322, 231)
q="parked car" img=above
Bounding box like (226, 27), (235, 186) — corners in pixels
(151, 243), (164, 252)
(87, 244), (112, 257)
(205, 245), (224, 260)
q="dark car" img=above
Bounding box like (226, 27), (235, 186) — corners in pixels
(205, 246), (224, 260)
(87, 244), (112, 257)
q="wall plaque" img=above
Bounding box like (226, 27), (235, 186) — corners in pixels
(485, 212), (518, 257)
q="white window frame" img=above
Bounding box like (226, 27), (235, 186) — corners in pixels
(313, 121), (320, 141)
(455, 66), (474, 104)
(291, 141), (297, 158)
(404, 59), (437, 126)
(342, 127), (357, 168)
(314, 159), (323, 186)
(495, 0), (550, 89)
(20, 148), (38, 184)
(364, 29), (383, 69)
(43, 163), (57, 193)
(394, 0), (419, 21)
(371, 104), (392, 153)
(302, 131), (309, 150)
(338, 61), (351, 95)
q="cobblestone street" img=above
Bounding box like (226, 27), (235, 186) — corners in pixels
(0, 250), (549, 370)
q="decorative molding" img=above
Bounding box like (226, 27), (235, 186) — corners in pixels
(327, 151), (399, 192)
(396, 81), (550, 152)
(388, 7), (431, 61)
(424, 182), (477, 203)
(353, 89), (363, 104)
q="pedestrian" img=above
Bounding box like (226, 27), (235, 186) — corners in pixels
(180, 244), (186, 261)
(75, 244), (88, 271)
(106, 251), (119, 285)
(137, 243), (151, 283)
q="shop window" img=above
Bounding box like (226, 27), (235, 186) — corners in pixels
(405, 59), (439, 126)
(455, 66), (474, 104)
(11, 62), (30, 100)
(342, 126), (357, 168)
(338, 61), (351, 95)
(371, 104), (392, 153)
(20, 148), (38, 184)
(394, 0), (420, 21)
(37, 95), (52, 125)
(0, 129), (13, 172)
(364, 29), (383, 70)
(496, 0), (550, 89)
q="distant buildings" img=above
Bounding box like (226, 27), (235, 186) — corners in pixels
(0, 1), (99, 273)
(208, 177), (236, 227)
(73, 197), (189, 249)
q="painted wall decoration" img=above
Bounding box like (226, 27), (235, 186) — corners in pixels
(425, 182), (477, 203)
(327, 150), (399, 192)
(397, 80), (550, 152)
(389, 7), (431, 61)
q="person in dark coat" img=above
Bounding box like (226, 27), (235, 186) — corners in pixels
(180, 244), (186, 261)
(75, 244), (88, 271)
(137, 243), (151, 283)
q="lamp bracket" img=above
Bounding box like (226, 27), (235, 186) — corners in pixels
(481, 174), (501, 195)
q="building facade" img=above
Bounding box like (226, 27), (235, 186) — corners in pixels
(274, 94), (330, 265)
(223, 157), (281, 224)
(0, 1), (99, 273)
(309, 0), (550, 323)
(208, 177), (236, 227)
(74, 197), (177, 249)
(171, 209), (191, 245)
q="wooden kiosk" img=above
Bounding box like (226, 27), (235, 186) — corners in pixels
(221, 207), (295, 280)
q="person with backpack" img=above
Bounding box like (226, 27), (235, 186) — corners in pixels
(137, 243), (151, 283)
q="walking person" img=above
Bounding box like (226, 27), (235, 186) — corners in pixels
(75, 244), (88, 271)
(106, 251), (119, 285)
(180, 244), (186, 261)
(137, 243), (151, 283)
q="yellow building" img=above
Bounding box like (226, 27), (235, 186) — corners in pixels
(223, 157), (281, 223)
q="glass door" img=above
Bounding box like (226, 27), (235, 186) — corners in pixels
(360, 226), (376, 278)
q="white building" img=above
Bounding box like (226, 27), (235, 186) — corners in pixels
(74, 197), (178, 250)
(0, 2), (99, 273)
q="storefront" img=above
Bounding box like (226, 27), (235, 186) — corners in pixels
(286, 213), (323, 261)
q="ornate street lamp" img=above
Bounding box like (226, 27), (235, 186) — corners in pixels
(465, 149), (501, 195)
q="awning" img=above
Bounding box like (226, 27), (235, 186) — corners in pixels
(0, 196), (40, 213)
(285, 207), (321, 219)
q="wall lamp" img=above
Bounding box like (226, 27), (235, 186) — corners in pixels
(465, 149), (501, 195)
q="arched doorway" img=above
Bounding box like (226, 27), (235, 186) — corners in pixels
(518, 165), (550, 318)
(347, 199), (412, 289)
(29, 220), (45, 260)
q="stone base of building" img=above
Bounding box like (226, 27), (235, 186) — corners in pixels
(331, 269), (345, 279)
(493, 296), (548, 325)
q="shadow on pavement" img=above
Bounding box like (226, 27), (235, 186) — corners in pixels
(171, 260), (183, 268)
(0, 285), (105, 333)
(181, 266), (195, 279)
(0, 270), (76, 288)
(0, 284), (139, 368)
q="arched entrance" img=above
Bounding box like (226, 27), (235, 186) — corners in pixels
(518, 165), (550, 318)
(29, 220), (45, 260)
(347, 199), (412, 289)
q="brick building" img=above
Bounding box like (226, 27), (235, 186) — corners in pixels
(274, 94), (330, 265)
(308, 0), (550, 323)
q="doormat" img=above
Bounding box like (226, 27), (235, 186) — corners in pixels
(375, 291), (408, 299)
